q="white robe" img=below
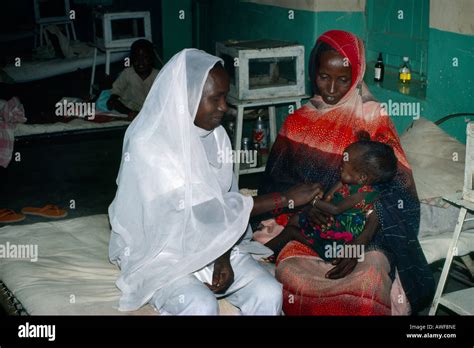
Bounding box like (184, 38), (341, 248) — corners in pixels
(108, 49), (271, 311)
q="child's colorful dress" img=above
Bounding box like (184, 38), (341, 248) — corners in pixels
(298, 183), (379, 261)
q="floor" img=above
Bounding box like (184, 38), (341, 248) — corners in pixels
(0, 131), (472, 315)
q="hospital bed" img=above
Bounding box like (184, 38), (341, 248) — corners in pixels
(0, 116), (473, 316)
(2, 47), (127, 84)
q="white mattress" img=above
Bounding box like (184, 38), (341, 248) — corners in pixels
(15, 118), (130, 137)
(0, 215), (239, 315)
(418, 202), (474, 264)
(419, 229), (474, 264)
(3, 51), (127, 83)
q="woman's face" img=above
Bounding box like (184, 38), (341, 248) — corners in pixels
(315, 50), (352, 105)
(194, 66), (230, 131)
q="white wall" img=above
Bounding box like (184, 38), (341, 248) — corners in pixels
(430, 0), (473, 35)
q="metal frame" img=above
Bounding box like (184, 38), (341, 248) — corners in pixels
(33, 0), (76, 48)
(0, 281), (28, 316)
(429, 193), (474, 315)
(428, 115), (474, 315)
(216, 41), (305, 100)
(93, 11), (152, 49)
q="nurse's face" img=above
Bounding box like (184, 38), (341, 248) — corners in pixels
(194, 65), (230, 131)
(315, 50), (352, 105)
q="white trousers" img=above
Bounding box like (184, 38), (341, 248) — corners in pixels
(150, 250), (282, 315)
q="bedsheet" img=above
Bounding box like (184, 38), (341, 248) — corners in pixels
(15, 118), (130, 137)
(3, 51), (127, 84)
(0, 215), (240, 315)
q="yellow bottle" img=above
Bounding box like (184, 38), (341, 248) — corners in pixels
(399, 56), (411, 84)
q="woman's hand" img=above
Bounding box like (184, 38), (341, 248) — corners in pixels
(284, 183), (324, 208)
(205, 252), (234, 294)
(250, 183), (323, 217)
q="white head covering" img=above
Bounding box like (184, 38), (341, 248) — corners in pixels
(108, 49), (254, 311)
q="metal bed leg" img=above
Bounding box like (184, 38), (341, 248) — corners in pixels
(429, 207), (467, 315)
(89, 47), (98, 96)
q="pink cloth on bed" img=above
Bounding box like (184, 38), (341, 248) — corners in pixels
(0, 97), (26, 168)
(252, 219), (285, 245)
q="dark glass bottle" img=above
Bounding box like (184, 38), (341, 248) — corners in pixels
(374, 52), (384, 82)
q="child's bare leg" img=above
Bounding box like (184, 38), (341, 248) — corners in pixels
(264, 225), (300, 256)
(264, 215), (312, 256)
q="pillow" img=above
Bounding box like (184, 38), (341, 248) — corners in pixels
(400, 117), (465, 202)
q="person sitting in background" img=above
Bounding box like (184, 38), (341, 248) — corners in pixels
(106, 39), (159, 120)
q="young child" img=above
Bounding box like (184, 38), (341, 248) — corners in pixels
(261, 140), (398, 261)
(107, 39), (159, 120)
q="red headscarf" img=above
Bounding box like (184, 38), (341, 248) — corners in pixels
(317, 30), (365, 90)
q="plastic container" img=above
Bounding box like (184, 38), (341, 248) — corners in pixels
(399, 56), (411, 84)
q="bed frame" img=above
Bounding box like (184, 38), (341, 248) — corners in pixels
(0, 125), (129, 315)
(0, 281), (28, 316)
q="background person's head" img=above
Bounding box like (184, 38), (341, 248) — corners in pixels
(130, 39), (154, 78)
(341, 140), (397, 185)
(194, 63), (229, 131)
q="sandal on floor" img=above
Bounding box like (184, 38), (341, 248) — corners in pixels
(21, 204), (68, 219)
(0, 209), (26, 223)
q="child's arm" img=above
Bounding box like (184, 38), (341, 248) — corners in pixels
(312, 191), (370, 216)
(353, 210), (379, 245)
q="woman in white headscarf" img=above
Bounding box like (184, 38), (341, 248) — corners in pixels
(108, 49), (322, 314)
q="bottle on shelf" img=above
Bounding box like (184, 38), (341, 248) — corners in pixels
(252, 116), (269, 151)
(241, 137), (251, 169)
(399, 56), (411, 84)
(374, 52), (384, 82)
(252, 115), (269, 165)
